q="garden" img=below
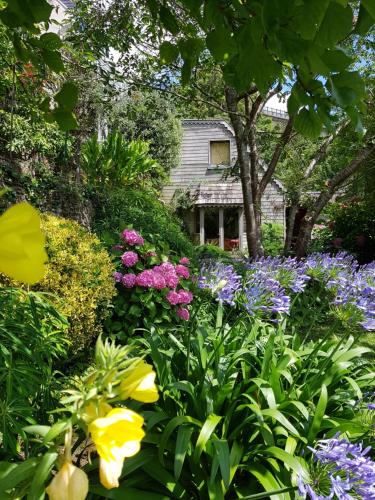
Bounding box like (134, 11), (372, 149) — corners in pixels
(0, 1), (374, 499)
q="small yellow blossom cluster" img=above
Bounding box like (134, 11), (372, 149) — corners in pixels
(46, 358), (159, 500)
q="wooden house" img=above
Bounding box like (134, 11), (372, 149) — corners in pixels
(161, 118), (286, 251)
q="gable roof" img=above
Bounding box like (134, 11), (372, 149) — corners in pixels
(182, 119), (284, 192)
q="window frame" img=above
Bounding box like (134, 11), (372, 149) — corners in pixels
(208, 139), (232, 169)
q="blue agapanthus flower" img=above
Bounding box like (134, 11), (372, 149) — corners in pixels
(198, 261), (241, 305)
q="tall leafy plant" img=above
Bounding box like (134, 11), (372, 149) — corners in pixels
(0, 288), (68, 456)
(98, 306), (375, 499)
(81, 132), (166, 191)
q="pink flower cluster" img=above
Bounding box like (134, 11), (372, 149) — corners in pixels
(114, 228), (193, 321)
(121, 251), (139, 267)
(122, 229), (144, 246)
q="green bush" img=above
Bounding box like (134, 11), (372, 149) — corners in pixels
(37, 214), (116, 351)
(195, 243), (231, 261)
(0, 288), (68, 456)
(261, 221), (284, 256)
(1, 214), (116, 352)
(91, 187), (195, 257)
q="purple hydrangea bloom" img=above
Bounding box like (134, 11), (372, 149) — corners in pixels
(177, 307), (190, 321)
(179, 257), (190, 265)
(152, 272), (166, 290)
(121, 251), (139, 267)
(177, 289), (193, 304)
(113, 271), (123, 283)
(121, 273), (136, 288)
(122, 229), (144, 246)
(175, 264), (190, 279)
(136, 270), (155, 288)
(198, 262), (241, 305)
(166, 290), (180, 305)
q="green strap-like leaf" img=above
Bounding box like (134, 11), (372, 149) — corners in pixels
(174, 425), (194, 481)
(308, 384), (328, 443)
(193, 414), (222, 463)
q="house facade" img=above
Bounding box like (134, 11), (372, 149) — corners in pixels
(161, 119), (286, 251)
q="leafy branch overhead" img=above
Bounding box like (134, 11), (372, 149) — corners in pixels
(153, 0), (374, 138)
(0, 0), (78, 130)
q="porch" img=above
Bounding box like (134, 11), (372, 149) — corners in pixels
(196, 205), (245, 251)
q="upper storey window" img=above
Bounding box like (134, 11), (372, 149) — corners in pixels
(209, 140), (230, 167)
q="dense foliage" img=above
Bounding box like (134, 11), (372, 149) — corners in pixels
(92, 187), (194, 258)
(0, 288), (68, 456)
(107, 229), (194, 339)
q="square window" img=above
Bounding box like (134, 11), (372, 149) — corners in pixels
(210, 140), (230, 166)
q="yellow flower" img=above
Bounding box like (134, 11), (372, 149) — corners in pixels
(120, 361), (159, 403)
(46, 462), (88, 500)
(0, 202), (47, 284)
(81, 400), (112, 424)
(89, 408), (145, 489)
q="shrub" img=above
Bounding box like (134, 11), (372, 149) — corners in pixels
(0, 212), (117, 351)
(35, 214), (116, 351)
(261, 221), (284, 256)
(196, 243), (232, 262)
(106, 228), (195, 339)
(0, 288), (68, 456)
(310, 200), (375, 263)
(91, 187), (194, 257)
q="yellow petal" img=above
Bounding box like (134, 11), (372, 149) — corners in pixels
(89, 408), (145, 463)
(99, 457), (123, 489)
(46, 462), (88, 500)
(130, 372), (159, 403)
(0, 202), (47, 284)
(120, 361), (159, 403)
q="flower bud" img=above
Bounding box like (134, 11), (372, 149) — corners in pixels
(46, 462), (88, 500)
(99, 457), (123, 489)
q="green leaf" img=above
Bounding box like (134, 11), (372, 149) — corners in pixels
(159, 6), (179, 34)
(213, 439), (230, 489)
(159, 41), (179, 65)
(142, 461), (186, 497)
(246, 462), (283, 494)
(354, 4), (373, 34)
(43, 420), (70, 444)
(294, 0), (330, 40)
(51, 109), (78, 131)
(42, 49), (64, 73)
(330, 71), (366, 107)
(206, 26), (236, 62)
(27, 451), (58, 500)
(181, 59), (192, 86)
(315, 3), (353, 47)
(39, 32), (63, 51)
(362, 0), (375, 20)
(261, 408), (300, 436)
(158, 415), (200, 466)
(54, 82), (79, 110)
(193, 414), (221, 463)
(320, 48), (353, 72)
(308, 384), (328, 442)
(294, 108), (322, 139)
(174, 425), (194, 481)
(23, 425), (51, 437)
(264, 447), (308, 479)
(0, 458), (39, 494)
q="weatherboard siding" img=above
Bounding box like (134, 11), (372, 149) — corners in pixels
(161, 120), (285, 226)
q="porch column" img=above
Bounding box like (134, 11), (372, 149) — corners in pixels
(219, 207), (224, 250)
(238, 207), (244, 251)
(199, 207), (205, 245)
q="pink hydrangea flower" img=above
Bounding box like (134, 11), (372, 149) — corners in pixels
(121, 251), (139, 267)
(164, 273), (179, 288)
(179, 257), (190, 265)
(152, 272), (166, 290)
(136, 270), (155, 287)
(122, 273), (136, 288)
(177, 290), (193, 304)
(175, 265), (190, 279)
(113, 271), (123, 283)
(177, 307), (190, 321)
(122, 229), (144, 246)
(166, 290), (180, 305)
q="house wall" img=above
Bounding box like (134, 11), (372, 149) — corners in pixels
(161, 121), (285, 226)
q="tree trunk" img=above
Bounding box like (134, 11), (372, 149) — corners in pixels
(225, 86), (261, 257)
(284, 203), (298, 254)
